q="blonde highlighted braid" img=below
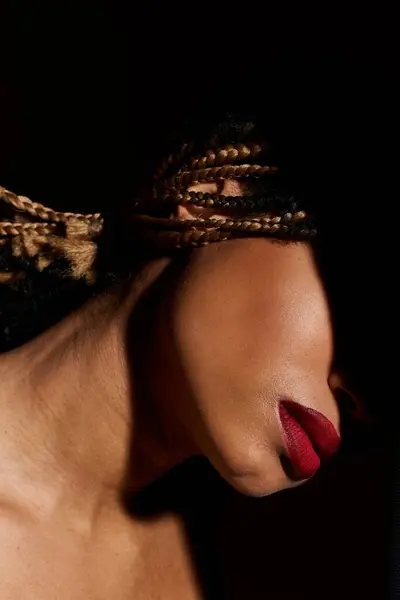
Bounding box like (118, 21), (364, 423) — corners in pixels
(0, 186), (104, 284)
(1, 142), (315, 285)
(131, 141), (315, 249)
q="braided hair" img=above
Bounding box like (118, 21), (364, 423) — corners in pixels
(0, 114), (316, 351)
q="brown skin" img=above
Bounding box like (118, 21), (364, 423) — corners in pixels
(0, 184), (358, 598)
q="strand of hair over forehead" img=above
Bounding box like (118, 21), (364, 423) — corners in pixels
(0, 140), (315, 284)
(133, 141), (315, 248)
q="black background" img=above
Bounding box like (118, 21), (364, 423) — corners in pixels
(1, 0), (398, 409)
(1, 1), (398, 209)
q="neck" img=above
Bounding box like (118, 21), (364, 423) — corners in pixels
(0, 258), (191, 518)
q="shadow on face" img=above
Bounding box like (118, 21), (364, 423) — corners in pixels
(135, 238), (361, 494)
(122, 206), (388, 599)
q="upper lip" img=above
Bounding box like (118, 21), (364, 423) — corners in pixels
(279, 400), (341, 480)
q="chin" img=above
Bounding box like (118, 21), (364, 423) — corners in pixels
(227, 472), (308, 498)
(215, 462), (294, 498)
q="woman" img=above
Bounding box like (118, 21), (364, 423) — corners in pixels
(0, 111), (377, 599)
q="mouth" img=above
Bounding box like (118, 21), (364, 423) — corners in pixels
(278, 400), (341, 480)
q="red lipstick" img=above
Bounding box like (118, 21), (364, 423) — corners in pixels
(279, 400), (341, 480)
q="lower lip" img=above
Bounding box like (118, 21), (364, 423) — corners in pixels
(279, 404), (321, 480)
(279, 401), (341, 480)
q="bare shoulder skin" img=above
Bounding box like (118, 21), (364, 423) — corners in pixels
(0, 174), (362, 598)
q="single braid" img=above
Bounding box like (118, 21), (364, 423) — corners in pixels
(130, 211), (314, 248)
(187, 143), (264, 171)
(160, 190), (300, 213)
(0, 221), (58, 237)
(1, 187), (101, 223)
(163, 164), (278, 191)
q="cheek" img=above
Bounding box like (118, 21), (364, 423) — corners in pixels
(172, 299), (334, 452)
(173, 261), (333, 396)
(167, 240), (337, 494)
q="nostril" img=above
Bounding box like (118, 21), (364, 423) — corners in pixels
(335, 388), (370, 427)
(335, 388), (358, 416)
(330, 376), (381, 452)
(335, 390), (380, 453)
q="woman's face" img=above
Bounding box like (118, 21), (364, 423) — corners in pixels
(154, 234), (352, 498)
(147, 179), (356, 498)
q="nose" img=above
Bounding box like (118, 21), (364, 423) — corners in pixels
(328, 372), (368, 425)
